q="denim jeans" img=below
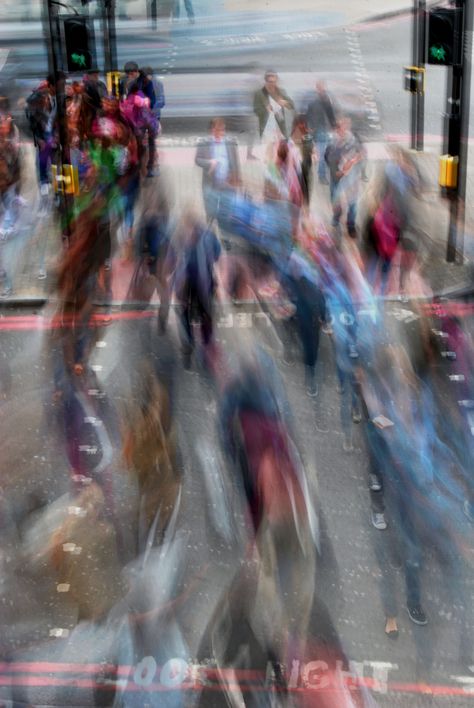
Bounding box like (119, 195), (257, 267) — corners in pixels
(314, 129), (328, 181)
(173, 0), (194, 19)
(0, 185), (18, 231)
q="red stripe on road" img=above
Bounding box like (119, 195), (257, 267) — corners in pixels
(0, 663), (473, 696)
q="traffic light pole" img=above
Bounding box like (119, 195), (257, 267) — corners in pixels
(445, 0), (472, 262)
(102, 0), (118, 76)
(42, 0), (72, 242)
(411, 0), (426, 150)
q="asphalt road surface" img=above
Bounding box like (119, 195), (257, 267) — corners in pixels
(0, 297), (473, 706)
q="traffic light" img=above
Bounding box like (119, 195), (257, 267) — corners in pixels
(63, 17), (95, 73)
(426, 7), (463, 66)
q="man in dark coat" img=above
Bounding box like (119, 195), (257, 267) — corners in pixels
(253, 71), (294, 140)
(306, 80), (338, 185)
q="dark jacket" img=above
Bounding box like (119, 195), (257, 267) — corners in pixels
(253, 85), (295, 137)
(84, 78), (108, 113)
(25, 85), (56, 143)
(306, 91), (337, 134)
(174, 227), (221, 303)
(195, 137), (241, 190)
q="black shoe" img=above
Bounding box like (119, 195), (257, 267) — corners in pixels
(407, 604), (428, 626)
(347, 226), (357, 239)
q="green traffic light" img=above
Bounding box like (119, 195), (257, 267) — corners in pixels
(430, 44), (447, 62)
(71, 52), (86, 68)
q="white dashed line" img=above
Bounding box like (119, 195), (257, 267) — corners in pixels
(345, 29), (381, 133)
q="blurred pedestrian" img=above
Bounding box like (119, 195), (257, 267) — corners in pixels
(290, 114), (314, 206)
(195, 117), (241, 224)
(173, 0), (195, 23)
(264, 138), (303, 211)
(174, 210), (221, 368)
(25, 73), (65, 194)
(0, 111), (21, 242)
(83, 67), (107, 117)
(306, 80), (338, 185)
(141, 67), (166, 175)
(128, 201), (175, 333)
(282, 251), (327, 397)
(122, 365), (182, 552)
(253, 71), (294, 144)
(325, 116), (363, 241)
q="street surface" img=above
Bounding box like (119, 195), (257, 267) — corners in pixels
(0, 1), (474, 706)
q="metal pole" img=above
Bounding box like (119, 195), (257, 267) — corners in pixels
(411, 0), (426, 150)
(107, 0), (118, 71)
(445, 0), (471, 262)
(43, 0), (71, 242)
(456, 0), (473, 260)
(102, 0), (117, 75)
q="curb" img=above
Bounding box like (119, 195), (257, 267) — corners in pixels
(0, 280), (472, 317)
(0, 297), (47, 310)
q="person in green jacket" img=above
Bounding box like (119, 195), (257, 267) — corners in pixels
(253, 71), (295, 141)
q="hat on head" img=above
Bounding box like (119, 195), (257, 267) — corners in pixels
(87, 67), (101, 75)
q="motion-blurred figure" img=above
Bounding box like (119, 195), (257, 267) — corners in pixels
(281, 251), (327, 397)
(83, 67), (107, 119)
(127, 200), (175, 333)
(25, 73), (65, 195)
(0, 109), (21, 297)
(142, 66), (166, 175)
(195, 117), (241, 224)
(173, 0), (195, 23)
(120, 61), (158, 177)
(363, 145), (424, 296)
(290, 114), (314, 206)
(253, 71), (295, 144)
(306, 80), (338, 186)
(209, 341), (317, 698)
(264, 138), (303, 213)
(122, 364), (182, 553)
(174, 210), (221, 368)
(325, 116), (363, 242)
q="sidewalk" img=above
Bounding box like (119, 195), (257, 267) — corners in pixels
(2, 138), (472, 308)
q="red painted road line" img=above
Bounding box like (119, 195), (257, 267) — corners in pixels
(0, 300), (472, 333)
(0, 666), (472, 696)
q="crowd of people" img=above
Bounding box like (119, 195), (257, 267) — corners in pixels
(0, 62), (473, 703)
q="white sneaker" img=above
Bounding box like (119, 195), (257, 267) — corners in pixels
(0, 227), (14, 241)
(40, 183), (50, 197)
(15, 195), (28, 208)
(371, 511), (387, 530)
